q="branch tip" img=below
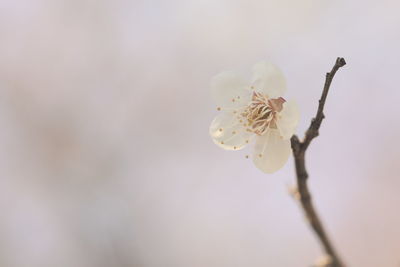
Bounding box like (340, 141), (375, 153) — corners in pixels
(336, 57), (346, 67)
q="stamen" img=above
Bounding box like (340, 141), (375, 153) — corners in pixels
(240, 92), (286, 136)
(217, 107), (221, 111)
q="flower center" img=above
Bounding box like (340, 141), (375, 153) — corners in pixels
(241, 92), (285, 136)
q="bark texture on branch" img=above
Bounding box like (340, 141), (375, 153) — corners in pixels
(291, 58), (346, 267)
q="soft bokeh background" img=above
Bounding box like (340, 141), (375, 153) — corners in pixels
(0, 0), (399, 266)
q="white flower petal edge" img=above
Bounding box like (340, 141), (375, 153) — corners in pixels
(276, 100), (300, 140)
(251, 61), (286, 99)
(252, 129), (291, 173)
(210, 71), (250, 109)
(209, 112), (252, 151)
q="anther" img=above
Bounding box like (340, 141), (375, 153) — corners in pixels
(219, 128), (223, 132)
(233, 146), (237, 150)
(217, 107), (221, 111)
(245, 155), (249, 159)
(221, 141), (224, 144)
(232, 131), (236, 134)
(258, 154), (262, 158)
(245, 140), (249, 143)
(232, 98), (235, 102)
(237, 96), (240, 99)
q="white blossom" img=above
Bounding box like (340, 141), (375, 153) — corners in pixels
(209, 62), (300, 173)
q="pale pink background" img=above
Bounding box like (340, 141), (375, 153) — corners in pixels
(0, 0), (399, 266)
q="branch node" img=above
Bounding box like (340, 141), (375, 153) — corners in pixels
(290, 135), (301, 154)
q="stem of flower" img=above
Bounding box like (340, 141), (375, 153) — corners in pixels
(291, 58), (346, 267)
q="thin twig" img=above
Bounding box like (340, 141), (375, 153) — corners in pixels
(291, 58), (346, 267)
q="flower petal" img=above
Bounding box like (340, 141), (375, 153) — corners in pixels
(211, 71), (250, 109)
(252, 129), (291, 173)
(251, 61), (286, 98)
(209, 112), (252, 151)
(276, 100), (300, 140)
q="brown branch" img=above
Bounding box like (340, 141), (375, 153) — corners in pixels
(291, 57), (346, 267)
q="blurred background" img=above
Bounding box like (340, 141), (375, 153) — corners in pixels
(0, 0), (399, 266)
